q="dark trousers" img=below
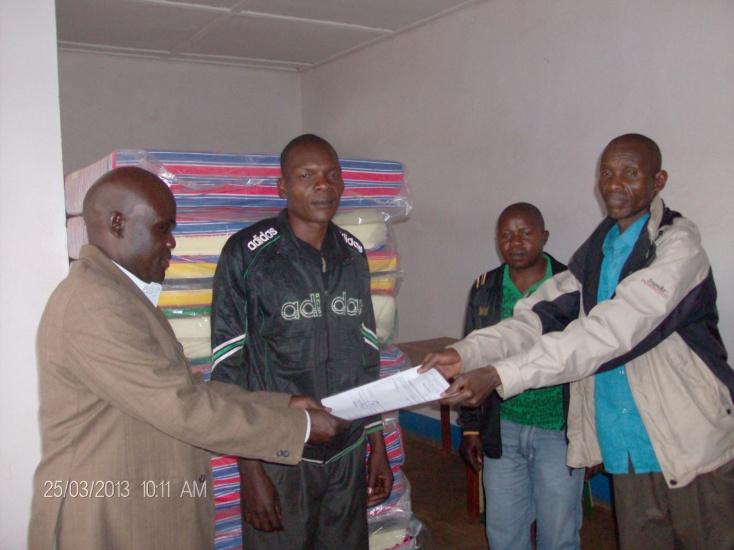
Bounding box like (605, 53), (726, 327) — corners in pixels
(243, 442), (368, 550)
(613, 458), (734, 550)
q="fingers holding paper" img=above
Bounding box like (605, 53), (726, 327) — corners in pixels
(440, 366), (501, 407)
(288, 394), (326, 410)
(418, 348), (464, 379)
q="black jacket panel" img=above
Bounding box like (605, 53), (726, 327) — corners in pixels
(210, 210), (380, 462)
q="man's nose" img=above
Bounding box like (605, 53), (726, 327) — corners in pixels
(607, 173), (624, 190)
(314, 173), (333, 190)
(167, 234), (176, 249)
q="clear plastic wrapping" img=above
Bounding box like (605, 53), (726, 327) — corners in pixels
(372, 294), (397, 344)
(366, 419), (425, 550)
(334, 209), (389, 251)
(64, 149), (411, 220)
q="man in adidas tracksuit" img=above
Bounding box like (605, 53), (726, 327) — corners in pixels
(210, 134), (392, 549)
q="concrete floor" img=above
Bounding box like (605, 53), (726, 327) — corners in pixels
(402, 432), (618, 550)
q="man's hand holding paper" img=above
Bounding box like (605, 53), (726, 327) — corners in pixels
(438, 366), (502, 407)
(419, 348), (502, 407)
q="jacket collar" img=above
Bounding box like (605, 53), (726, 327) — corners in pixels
(77, 244), (175, 334)
(570, 195), (679, 314)
(273, 209), (351, 265)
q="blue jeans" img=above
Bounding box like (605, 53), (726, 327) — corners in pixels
(483, 420), (584, 550)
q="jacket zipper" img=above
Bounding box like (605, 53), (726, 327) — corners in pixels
(321, 254), (331, 396)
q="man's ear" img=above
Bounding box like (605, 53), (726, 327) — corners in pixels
(541, 229), (549, 247)
(277, 177), (287, 199)
(653, 170), (668, 194)
(110, 211), (125, 237)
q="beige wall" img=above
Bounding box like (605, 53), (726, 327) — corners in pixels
(0, 0), (67, 546)
(59, 52), (303, 173)
(302, 0), (734, 350)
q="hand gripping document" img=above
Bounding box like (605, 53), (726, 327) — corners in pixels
(322, 366), (449, 421)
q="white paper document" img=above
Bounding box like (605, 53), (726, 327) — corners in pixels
(322, 366), (449, 421)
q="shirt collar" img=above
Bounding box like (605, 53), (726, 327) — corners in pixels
(502, 254), (552, 298)
(603, 212), (650, 255)
(112, 262), (162, 306)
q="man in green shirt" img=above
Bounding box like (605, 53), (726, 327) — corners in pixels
(459, 203), (583, 550)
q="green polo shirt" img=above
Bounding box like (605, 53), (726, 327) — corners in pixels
(499, 256), (565, 430)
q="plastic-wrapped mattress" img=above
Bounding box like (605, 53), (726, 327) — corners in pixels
(65, 150), (410, 219)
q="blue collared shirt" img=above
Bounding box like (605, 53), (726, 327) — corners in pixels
(594, 213), (661, 474)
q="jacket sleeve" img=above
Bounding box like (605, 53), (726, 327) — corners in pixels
(451, 269), (581, 375)
(210, 237), (249, 386)
(358, 254), (383, 432)
(63, 288), (306, 464)
(490, 218), (712, 398)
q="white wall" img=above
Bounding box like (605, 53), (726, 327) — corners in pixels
(302, 0), (734, 353)
(59, 52), (303, 173)
(0, 1), (67, 547)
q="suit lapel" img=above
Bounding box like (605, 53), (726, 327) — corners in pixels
(78, 245), (179, 342)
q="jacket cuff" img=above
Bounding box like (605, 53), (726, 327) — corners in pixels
(493, 358), (526, 399)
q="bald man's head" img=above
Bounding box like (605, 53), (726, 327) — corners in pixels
(604, 133), (662, 173)
(83, 167), (176, 283)
(598, 133), (667, 231)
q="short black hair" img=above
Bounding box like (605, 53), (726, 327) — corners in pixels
(279, 134), (338, 172)
(498, 202), (546, 231)
(606, 133), (663, 173)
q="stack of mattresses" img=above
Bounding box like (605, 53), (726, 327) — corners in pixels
(64, 150), (408, 217)
(365, 346), (423, 549)
(64, 149), (413, 550)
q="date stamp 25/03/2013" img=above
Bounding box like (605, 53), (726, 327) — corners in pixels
(42, 479), (207, 499)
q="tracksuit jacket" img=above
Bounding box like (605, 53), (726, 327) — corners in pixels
(452, 196), (734, 487)
(210, 209), (381, 463)
(458, 254), (568, 458)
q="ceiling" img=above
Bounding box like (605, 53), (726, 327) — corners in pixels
(56, 0), (483, 71)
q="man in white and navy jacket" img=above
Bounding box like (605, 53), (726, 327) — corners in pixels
(424, 134), (734, 550)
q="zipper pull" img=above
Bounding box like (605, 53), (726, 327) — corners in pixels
(322, 256), (327, 273)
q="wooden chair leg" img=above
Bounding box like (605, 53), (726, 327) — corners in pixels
(440, 404), (451, 453)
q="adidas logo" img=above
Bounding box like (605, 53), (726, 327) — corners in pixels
(330, 292), (363, 316)
(340, 232), (363, 253)
(247, 228), (278, 251)
(282, 293), (322, 320)
(280, 292), (363, 320)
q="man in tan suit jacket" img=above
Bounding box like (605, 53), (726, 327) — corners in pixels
(29, 167), (346, 550)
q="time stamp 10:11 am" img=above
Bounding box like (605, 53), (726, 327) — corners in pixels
(42, 479), (208, 499)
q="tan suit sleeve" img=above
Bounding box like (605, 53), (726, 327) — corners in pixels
(61, 287), (306, 464)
